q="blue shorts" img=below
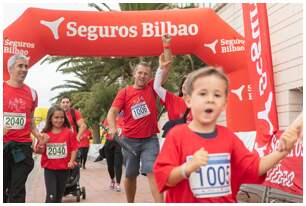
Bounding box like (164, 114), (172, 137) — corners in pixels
(121, 135), (159, 177)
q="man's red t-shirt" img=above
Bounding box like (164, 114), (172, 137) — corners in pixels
(154, 124), (265, 203)
(41, 127), (78, 170)
(3, 82), (38, 143)
(111, 80), (159, 138)
(66, 109), (82, 137)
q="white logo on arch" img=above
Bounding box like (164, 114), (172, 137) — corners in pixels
(204, 39), (218, 54)
(257, 91), (273, 135)
(230, 85), (245, 101)
(40, 17), (65, 40)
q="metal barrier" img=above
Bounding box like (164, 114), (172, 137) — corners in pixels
(237, 184), (302, 203)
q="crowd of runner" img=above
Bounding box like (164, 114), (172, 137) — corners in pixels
(3, 45), (303, 203)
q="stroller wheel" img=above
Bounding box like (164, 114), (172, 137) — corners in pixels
(76, 190), (81, 202)
(82, 186), (86, 199)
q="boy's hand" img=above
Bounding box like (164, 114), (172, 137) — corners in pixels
(186, 148), (208, 176)
(278, 128), (301, 152)
(277, 112), (303, 152)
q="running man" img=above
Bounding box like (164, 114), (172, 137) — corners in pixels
(107, 59), (171, 203)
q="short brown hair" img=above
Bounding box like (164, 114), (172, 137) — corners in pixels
(137, 61), (151, 68)
(133, 61), (151, 73)
(185, 66), (229, 96)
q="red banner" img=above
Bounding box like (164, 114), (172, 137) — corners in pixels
(264, 132), (303, 195)
(243, 3), (302, 196)
(227, 69), (255, 131)
(3, 7), (247, 80)
(242, 3), (279, 148)
(3, 7), (257, 134)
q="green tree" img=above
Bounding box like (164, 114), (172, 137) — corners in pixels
(82, 82), (120, 143)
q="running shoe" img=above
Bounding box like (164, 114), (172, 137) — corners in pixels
(114, 183), (121, 192)
(110, 179), (115, 189)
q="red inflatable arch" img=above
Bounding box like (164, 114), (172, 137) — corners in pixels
(3, 7), (255, 132)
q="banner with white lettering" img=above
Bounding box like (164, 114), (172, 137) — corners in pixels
(227, 69), (255, 132)
(264, 132), (303, 195)
(3, 8), (247, 80)
(243, 3), (302, 196)
(242, 3), (279, 148)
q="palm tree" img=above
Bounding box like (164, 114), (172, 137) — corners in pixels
(89, 3), (174, 11)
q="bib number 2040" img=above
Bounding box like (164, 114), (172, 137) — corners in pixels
(47, 143), (67, 159)
(4, 112), (26, 129)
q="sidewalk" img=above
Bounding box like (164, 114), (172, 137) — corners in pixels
(26, 155), (154, 203)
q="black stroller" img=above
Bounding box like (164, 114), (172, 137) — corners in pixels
(63, 150), (86, 202)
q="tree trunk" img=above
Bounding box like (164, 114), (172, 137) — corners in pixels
(92, 123), (100, 144)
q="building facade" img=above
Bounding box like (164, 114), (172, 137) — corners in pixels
(216, 3), (303, 130)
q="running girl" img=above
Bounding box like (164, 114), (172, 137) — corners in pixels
(36, 105), (78, 203)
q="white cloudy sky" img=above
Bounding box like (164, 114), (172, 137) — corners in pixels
(2, 1), (120, 107)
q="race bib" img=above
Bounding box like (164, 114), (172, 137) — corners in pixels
(131, 102), (150, 120)
(46, 143), (68, 159)
(188, 153), (231, 198)
(3, 112), (26, 130)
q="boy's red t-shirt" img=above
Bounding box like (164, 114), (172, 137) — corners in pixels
(41, 127), (78, 170)
(154, 124), (265, 203)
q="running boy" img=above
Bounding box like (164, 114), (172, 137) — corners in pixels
(36, 105), (78, 203)
(153, 67), (302, 203)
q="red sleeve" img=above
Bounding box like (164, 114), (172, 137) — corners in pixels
(111, 88), (126, 110)
(102, 119), (108, 126)
(231, 134), (266, 184)
(81, 130), (90, 140)
(32, 90), (38, 113)
(75, 110), (83, 121)
(153, 130), (181, 192)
